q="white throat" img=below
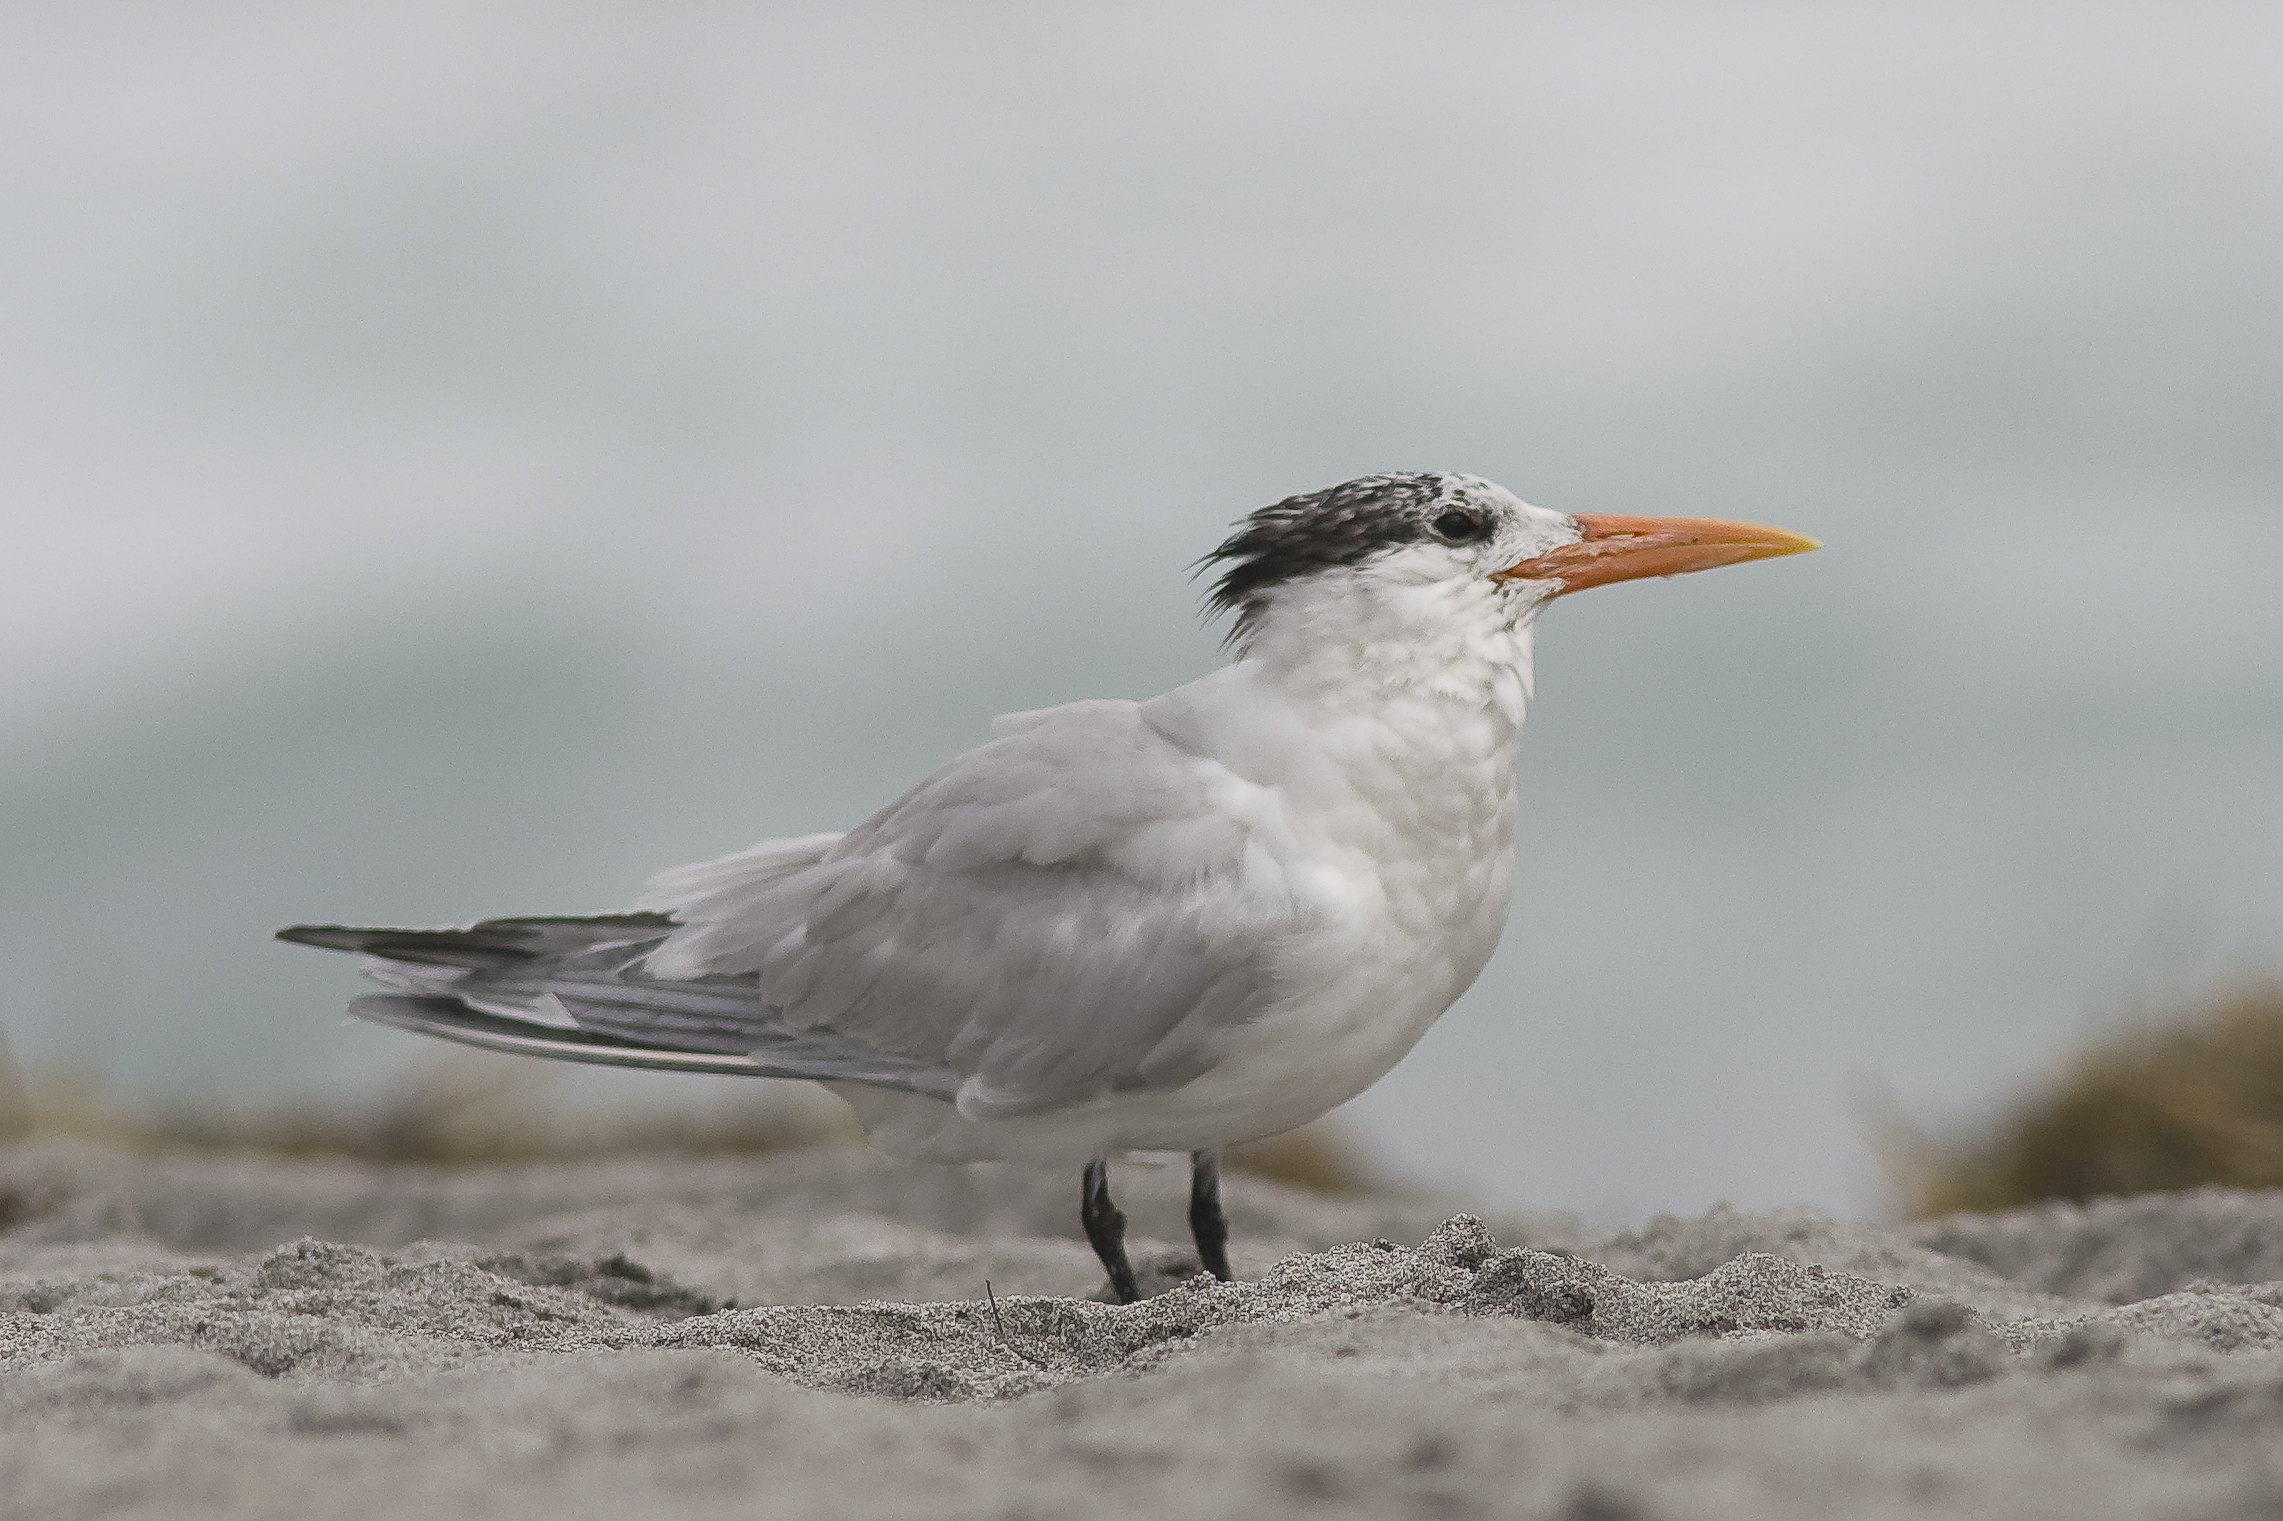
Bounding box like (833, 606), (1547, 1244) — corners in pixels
(1234, 563), (1546, 731)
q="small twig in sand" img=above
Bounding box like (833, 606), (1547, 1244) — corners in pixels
(984, 1280), (1048, 1370)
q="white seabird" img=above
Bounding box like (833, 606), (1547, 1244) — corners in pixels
(281, 472), (1817, 1301)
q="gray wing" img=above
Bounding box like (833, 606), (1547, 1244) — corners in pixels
(276, 915), (959, 1097)
(638, 699), (1302, 1120)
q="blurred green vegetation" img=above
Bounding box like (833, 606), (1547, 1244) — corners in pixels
(1878, 981), (2283, 1217)
(0, 1035), (1374, 1193)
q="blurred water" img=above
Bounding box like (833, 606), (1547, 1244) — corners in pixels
(2, 1), (2278, 1217)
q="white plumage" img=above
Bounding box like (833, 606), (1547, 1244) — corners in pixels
(637, 490), (1542, 1161)
(282, 471), (1814, 1299)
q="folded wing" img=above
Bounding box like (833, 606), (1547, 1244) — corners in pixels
(640, 699), (1299, 1120)
(285, 699), (1298, 1122)
(276, 915), (959, 1096)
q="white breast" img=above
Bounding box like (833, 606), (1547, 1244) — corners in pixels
(842, 594), (1536, 1163)
(1122, 662), (1525, 1148)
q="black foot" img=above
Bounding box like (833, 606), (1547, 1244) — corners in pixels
(1082, 1157), (1140, 1304)
(1189, 1148), (1234, 1282)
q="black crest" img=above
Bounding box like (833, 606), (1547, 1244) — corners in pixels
(1202, 472), (1485, 642)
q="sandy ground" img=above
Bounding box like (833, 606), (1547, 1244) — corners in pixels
(6, 1141), (2283, 1520)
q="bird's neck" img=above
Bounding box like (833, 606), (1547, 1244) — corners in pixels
(1236, 571), (1539, 735)
(1180, 576), (1531, 936)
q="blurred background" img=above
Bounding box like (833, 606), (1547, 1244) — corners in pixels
(2, 1), (2278, 1220)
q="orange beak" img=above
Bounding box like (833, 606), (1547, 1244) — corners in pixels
(1492, 513), (1820, 596)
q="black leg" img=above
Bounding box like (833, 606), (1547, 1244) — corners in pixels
(1081, 1157), (1140, 1304)
(1190, 1147), (1233, 1282)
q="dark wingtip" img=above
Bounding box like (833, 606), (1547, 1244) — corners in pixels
(276, 924), (370, 952)
(275, 913), (680, 961)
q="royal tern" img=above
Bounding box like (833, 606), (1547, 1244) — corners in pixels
(281, 472), (1816, 1302)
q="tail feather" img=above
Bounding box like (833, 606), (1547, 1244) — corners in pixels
(348, 995), (793, 1076)
(280, 914), (958, 1100)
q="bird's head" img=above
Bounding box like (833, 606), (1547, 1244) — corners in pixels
(1203, 472), (1817, 673)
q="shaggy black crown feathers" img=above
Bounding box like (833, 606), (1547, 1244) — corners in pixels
(1202, 472), (1498, 642)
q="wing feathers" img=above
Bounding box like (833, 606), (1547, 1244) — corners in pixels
(346, 995), (957, 1095)
(282, 915), (961, 1099)
(293, 693), (1307, 1122)
(348, 995), (786, 1075)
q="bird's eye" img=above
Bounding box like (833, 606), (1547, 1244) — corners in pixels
(1432, 509), (1485, 543)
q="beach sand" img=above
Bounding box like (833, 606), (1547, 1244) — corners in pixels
(5, 1138), (2283, 1519)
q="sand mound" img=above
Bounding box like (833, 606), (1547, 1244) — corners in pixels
(7, 1140), (2283, 1519)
